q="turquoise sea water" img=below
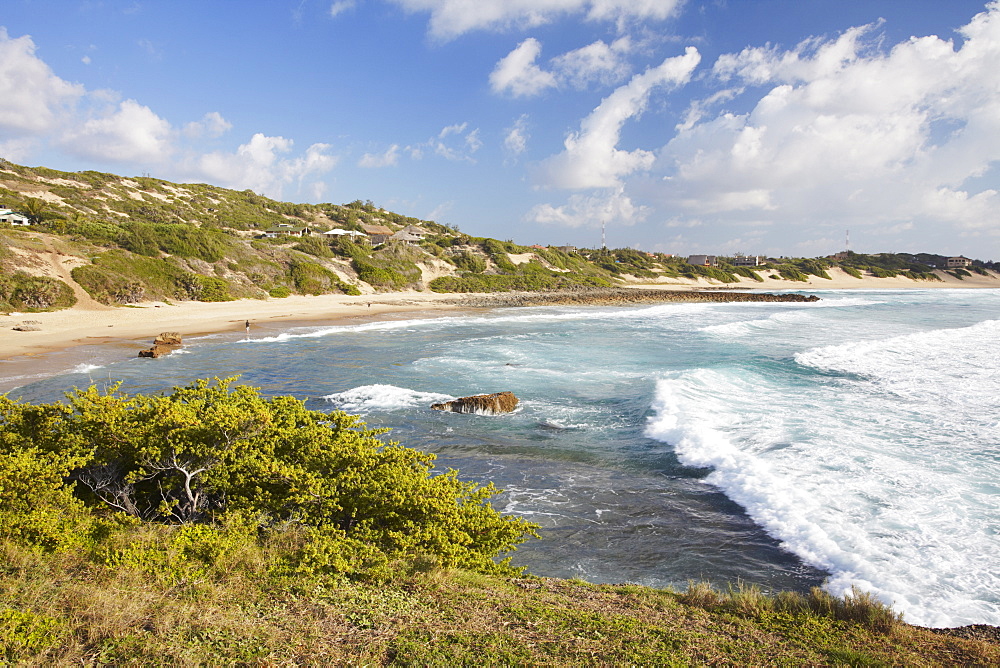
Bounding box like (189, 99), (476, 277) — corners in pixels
(6, 289), (999, 628)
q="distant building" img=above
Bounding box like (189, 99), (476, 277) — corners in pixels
(0, 208), (30, 226)
(946, 256), (973, 268)
(322, 228), (367, 239)
(362, 223), (394, 245)
(399, 224), (428, 240)
(552, 245), (577, 253)
(731, 255), (764, 266)
(389, 229), (423, 245)
(687, 255), (718, 267)
(263, 223), (312, 238)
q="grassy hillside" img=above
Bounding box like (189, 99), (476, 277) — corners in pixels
(1, 159), (996, 315)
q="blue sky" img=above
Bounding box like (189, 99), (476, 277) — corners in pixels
(2, 1), (999, 259)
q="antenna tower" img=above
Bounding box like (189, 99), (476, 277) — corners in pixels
(846, 229), (850, 252)
(601, 220), (606, 250)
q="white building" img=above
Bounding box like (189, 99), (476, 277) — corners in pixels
(0, 208), (30, 226)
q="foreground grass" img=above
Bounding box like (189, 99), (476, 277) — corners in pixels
(1, 544), (995, 666)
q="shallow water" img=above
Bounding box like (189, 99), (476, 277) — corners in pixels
(9, 289), (999, 627)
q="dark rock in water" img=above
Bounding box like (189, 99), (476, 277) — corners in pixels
(431, 391), (519, 415)
(139, 332), (183, 358)
(154, 332), (183, 345)
(138, 344), (174, 358)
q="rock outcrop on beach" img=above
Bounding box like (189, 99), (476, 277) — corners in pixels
(154, 332), (182, 345)
(138, 332), (183, 358)
(431, 391), (519, 415)
(12, 320), (42, 331)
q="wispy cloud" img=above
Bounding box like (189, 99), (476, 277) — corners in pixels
(359, 144), (401, 168)
(329, 0), (356, 18)
(389, 0), (684, 41)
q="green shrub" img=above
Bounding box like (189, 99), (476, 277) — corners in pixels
(0, 444), (93, 552)
(289, 260), (356, 295)
(268, 286), (291, 298)
(729, 266), (765, 282)
(452, 251), (487, 273)
(0, 608), (64, 661)
(0, 272), (76, 311)
(354, 262), (407, 288)
(72, 251), (190, 304)
(841, 266), (864, 279)
(690, 265), (740, 283)
(196, 276), (233, 302)
(292, 236), (333, 258)
(0, 379), (539, 575)
(777, 266), (809, 282)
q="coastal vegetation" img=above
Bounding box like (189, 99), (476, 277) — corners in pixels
(1, 160), (995, 314)
(1, 378), (996, 664)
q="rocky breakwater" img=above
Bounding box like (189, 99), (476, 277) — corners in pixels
(431, 392), (519, 415)
(452, 288), (820, 308)
(138, 332), (183, 358)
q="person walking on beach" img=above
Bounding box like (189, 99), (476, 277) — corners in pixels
(245, 319), (250, 335)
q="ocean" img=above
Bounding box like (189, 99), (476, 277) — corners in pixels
(7, 288), (999, 628)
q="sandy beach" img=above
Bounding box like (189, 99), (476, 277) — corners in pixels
(2, 267), (997, 392)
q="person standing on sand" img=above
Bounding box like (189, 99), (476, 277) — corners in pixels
(245, 320), (250, 335)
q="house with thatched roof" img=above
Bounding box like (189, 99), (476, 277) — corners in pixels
(399, 224), (428, 239)
(362, 223), (394, 245)
(389, 229), (423, 245)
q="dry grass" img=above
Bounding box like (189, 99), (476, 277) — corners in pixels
(1, 543), (997, 665)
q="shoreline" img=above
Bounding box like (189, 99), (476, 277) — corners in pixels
(2, 271), (999, 393)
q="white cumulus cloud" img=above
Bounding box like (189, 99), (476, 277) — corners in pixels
(537, 46), (700, 189)
(196, 134), (338, 200)
(552, 37), (633, 89)
(653, 2), (1000, 235)
(61, 99), (173, 164)
(0, 28), (84, 136)
(490, 38), (557, 97)
(527, 187), (649, 228)
(491, 36), (635, 98)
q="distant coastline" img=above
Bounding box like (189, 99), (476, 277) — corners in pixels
(2, 270), (999, 392)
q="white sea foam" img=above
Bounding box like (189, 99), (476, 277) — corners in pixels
(700, 310), (815, 337)
(795, 320), (1000, 406)
(242, 303), (714, 345)
(71, 363), (104, 374)
(645, 351), (1000, 627)
(322, 384), (453, 413)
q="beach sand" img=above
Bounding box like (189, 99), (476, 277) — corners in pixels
(2, 267), (997, 392)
